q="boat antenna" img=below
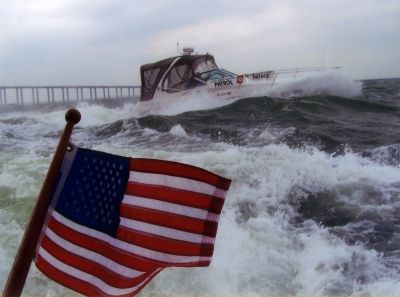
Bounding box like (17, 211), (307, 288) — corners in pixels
(176, 42), (180, 55)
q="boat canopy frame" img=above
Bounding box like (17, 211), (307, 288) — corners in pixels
(140, 54), (220, 101)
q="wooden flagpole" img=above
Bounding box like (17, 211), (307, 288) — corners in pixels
(2, 109), (81, 297)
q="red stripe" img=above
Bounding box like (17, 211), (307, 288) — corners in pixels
(36, 255), (104, 297)
(49, 216), (209, 268)
(117, 227), (214, 257)
(130, 158), (231, 190)
(41, 235), (152, 288)
(36, 255), (160, 297)
(120, 204), (218, 237)
(125, 182), (225, 214)
(48, 218), (164, 271)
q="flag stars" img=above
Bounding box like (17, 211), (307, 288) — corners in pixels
(55, 150), (129, 237)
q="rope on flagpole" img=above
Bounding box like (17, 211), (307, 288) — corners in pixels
(2, 109), (81, 297)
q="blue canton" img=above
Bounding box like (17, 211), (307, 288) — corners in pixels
(55, 148), (129, 237)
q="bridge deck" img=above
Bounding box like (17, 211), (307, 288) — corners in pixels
(0, 85), (141, 106)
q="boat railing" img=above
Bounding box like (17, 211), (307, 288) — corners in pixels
(270, 66), (340, 86)
(273, 66), (340, 75)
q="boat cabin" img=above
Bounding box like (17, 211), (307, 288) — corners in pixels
(140, 53), (235, 101)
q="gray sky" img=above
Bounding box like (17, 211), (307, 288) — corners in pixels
(1, 0), (399, 85)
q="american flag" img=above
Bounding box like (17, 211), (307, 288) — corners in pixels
(35, 145), (231, 297)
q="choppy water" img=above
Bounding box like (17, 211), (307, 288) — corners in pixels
(1, 76), (400, 296)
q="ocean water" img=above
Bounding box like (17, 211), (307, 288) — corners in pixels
(1, 75), (400, 296)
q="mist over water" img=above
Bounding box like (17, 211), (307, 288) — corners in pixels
(1, 76), (400, 296)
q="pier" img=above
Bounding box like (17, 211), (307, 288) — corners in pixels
(0, 85), (140, 107)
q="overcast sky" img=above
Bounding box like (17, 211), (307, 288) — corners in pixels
(0, 0), (399, 85)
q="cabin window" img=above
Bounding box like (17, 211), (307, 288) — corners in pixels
(166, 64), (192, 90)
(143, 68), (161, 92)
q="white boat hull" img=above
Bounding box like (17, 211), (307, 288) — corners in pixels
(135, 52), (360, 117)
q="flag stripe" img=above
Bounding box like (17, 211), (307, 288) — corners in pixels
(37, 254), (105, 297)
(129, 171), (221, 197)
(37, 248), (162, 297)
(48, 216), (163, 271)
(125, 182), (225, 214)
(120, 205), (218, 237)
(41, 236), (152, 288)
(52, 211), (212, 265)
(122, 195), (220, 222)
(117, 227), (214, 257)
(119, 218), (215, 244)
(130, 158), (231, 190)
(44, 227), (144, 277)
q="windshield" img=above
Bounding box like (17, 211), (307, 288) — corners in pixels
(192, 57), (235, 82)
(192, 56), (218, 75)
(197, 69), (235, 81)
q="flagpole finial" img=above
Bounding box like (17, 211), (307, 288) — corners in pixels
(65, 108), (81, 124)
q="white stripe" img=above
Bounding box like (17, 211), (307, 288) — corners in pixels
(214, 187), (228, 199)
(119, 218), (215, 244)
(45, 228), (143, 277)
(52, 211), (212, 264)
(122, 195), (220, 222)
(38, 247), (160, 296)
(129, 171), (226, 197)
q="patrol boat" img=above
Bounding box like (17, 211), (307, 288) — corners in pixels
(134, 47), (339, 115)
